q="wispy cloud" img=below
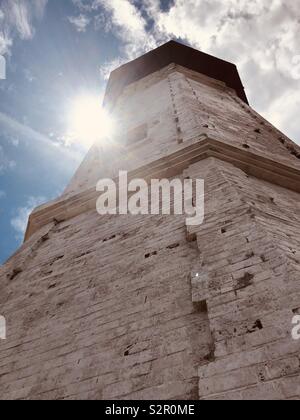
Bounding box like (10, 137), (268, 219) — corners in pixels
(0, 0), (48, 55)
(99, 56), (126, 80)
(11, 195), (46, 239)
(68, 14), (90, 32)
(0, 190), (6, 199)
(95, 0), (160, 58)
(71, 0), (168, 76)
(0, 144), (16, 174)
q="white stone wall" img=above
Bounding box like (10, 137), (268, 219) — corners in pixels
(1, 61), (300, 400)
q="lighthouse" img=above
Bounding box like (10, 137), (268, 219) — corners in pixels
(1, 41), (300, 400)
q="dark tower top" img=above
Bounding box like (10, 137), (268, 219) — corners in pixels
(104, 40), (248, 107)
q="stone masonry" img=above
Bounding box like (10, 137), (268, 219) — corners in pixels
(0, 41), (300, 400)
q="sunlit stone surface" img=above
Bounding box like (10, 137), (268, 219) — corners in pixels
(0, 41), (300, 400)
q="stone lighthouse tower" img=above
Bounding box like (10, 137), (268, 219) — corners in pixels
(1, 41), (300, 400)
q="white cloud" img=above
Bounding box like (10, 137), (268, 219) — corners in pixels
(71, 0), (168, 76)
(0, 190), (6, 199)
(99, 56), (126, 80)
(10, 137), (19, 147)
(96, 0), (163, 58)
(92, 0), (168, 79)
(146, 0), (300, 142)
(11, 196), (46, 237)
(291, 55), (300, 80)
(0, 0), (48, 55)
(68, 14), (90, 32)
(0, 145), (16, 174)
(266, 89), (300, 143)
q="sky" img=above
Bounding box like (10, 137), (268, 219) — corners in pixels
(0, 0), (299, 264)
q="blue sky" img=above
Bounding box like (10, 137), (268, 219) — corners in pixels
(0, 0), (299, 264)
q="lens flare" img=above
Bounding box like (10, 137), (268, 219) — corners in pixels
(68, 95), (114, 147)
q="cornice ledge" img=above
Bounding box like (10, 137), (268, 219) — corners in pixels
(24, 136), (300, 242)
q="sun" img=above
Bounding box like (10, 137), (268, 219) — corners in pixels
(68, 95), (114, 147)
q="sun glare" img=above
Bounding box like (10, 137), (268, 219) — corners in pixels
(68, 95), (114, 147)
